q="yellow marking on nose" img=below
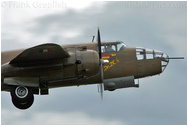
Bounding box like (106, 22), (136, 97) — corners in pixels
(102, 56), (110, 59)
(111, 54), (116, 56)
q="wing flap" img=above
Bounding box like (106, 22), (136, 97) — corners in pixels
(9, 43), (69, 66)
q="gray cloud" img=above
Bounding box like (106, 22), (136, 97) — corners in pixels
(1, 1), (187, 125)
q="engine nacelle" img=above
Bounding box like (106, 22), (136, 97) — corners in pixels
(104, 76), (139, 91)
(76, 50), (100, 77)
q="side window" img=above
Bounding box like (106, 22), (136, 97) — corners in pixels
(117, 43), (126, 51)
(106, 44), (116, 52)
(111, 45), (116, 51)
(101, 44), (117, 53)
(101, 45), (106, 53)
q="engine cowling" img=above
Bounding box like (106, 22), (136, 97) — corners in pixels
(76, 50), (100, 77)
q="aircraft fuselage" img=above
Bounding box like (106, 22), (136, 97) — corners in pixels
(2, 41), (168, 90)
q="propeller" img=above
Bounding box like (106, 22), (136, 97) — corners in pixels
(97, 28), (104, 99)
(98, 28), (102, 59)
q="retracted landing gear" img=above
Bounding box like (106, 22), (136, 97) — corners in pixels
(10, 86), (34, 110)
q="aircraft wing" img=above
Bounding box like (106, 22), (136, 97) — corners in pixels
(1, 50), (23, 65)
(5, 43), (70, 66)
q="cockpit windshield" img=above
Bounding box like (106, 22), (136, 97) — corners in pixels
(117, 42), (126, 51)
(101, 41), (126, 53)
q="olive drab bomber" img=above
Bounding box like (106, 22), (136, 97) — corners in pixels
(1, 29), (184, 110)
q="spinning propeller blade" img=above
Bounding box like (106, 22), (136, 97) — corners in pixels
(98, 28), (102, 59)
(97, 28), (104, 99)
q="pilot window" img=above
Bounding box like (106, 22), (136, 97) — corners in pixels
(117, 42), (126, 51)
(111, 45), (116, 51)
(101, 45), (106, 53)
(101, 44), (117, 53)
(106, 44), (116, 52)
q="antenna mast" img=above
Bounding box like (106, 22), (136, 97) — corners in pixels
(92, 36), (95, 42)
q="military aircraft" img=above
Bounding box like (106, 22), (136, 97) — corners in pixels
(1, 29), (183, 110)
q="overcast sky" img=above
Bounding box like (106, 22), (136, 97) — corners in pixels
(1, 1), (187, 125)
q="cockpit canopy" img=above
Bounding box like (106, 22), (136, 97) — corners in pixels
(101, 41), (126, 53)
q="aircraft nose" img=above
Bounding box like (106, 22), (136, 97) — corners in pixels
(136, 47), (169, 72)
(154, 50), (169, 72)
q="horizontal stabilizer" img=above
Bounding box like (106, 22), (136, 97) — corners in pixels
(10, 43), (70, 66)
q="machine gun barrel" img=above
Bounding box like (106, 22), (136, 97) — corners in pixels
(168, 57), (184, 59)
